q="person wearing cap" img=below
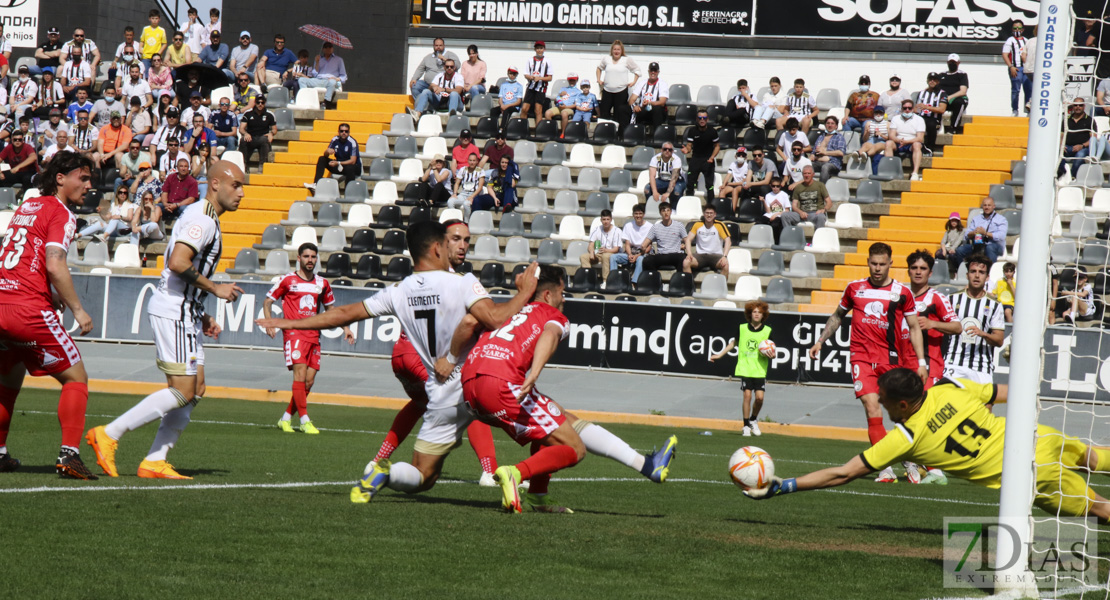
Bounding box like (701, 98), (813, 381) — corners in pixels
(451, 129), (480, 173)
(32, 70), (65, 120)
(1059, 98), (1093, 179)
(109, 25), (143, 86)
(125, 96), (153, 144)
(915, 72), (948, 153)
(885, 98), (926, 181)
(179, 7), (208, 56)
(545, 73), (581, 136)
(938, 53), (969, 134)
(66, 88), (94, 122)
(164, 29), (193, 74)
(629, 61), (668, 131)
(208, 96), (239, 153)
(422, 154), (454, 206)
(92, 86), (126, 128)
(255, 34), (297, 87)
(1002, 20), (1031, 117)
(409, 37), (461, 99)
(60, 47), (93, 101)
(521, 40), (554, 128)
(36, 107), (70, 152)
(878, 74), (910, 120)
(116, 137), (150, 189)
(120, 63), (154, 110)
(936, 211), (965, 275)
(305, 122), (360, 189)
(151, 105), (187, 154)
(10, 66), (38, 121)
(843, 75), (879, 133)
(239, 94), (277, 172)
(1075, 10), (1098, 57)
(0, 128), (39, 189)
(130, 160), (163, 206)
(181, 91), (212, 125)
(199, 29), (229, 70)
(32, 27), (64, 77)
(229, 31), (259, 82)
(719, 147), (750, 213)
(415, 56), (465, 116)
(572, 80), (599, 124)
(302, 42), (347, 110)
(459, 44), (487, 102)
(480, 129), (514, 171)
(232, 72), (258, 115)
(596, 40), (641, 129)
(492, 66), (524, 130)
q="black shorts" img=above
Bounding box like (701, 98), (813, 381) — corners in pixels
(523, 88), (546, 106)
(740, 377), (766, 392)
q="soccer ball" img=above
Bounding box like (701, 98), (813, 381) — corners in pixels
(729, 446), (774, 490)
(758, 339), (776, 358)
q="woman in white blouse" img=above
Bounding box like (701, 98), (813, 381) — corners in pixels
(595, 40), (641, 130)
(78, 184), (135, 240)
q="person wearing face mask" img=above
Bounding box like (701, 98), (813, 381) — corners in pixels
(10, 66), (38, 121)
(856, 110), (890, 174)
(108, 25), (141, 87)
(843, 75), (879, 133)
(877, 74), (910, 120)
(885, 99), (925, 181)
(937, 54), (969, 134)
(1059, 98), (1092, 179)
(491, 66), (524, 130)
(1002, 20), (1031, 117)
(91, 86), (125, 128)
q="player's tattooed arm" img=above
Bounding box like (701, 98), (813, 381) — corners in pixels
(808, 306), (847, 359)
(45, 246), (93, 335)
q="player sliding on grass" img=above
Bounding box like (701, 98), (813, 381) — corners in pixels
(809, 242), (927, 484)
(262, 242), (355, 434)
(745, 369), (1110, 522)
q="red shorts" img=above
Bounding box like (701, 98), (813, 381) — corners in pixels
(391, 343), (428, 404)
(0, 304), (82, 377)
(925, 376), (942, 390)
(462, 374), (566, 445)
(283, 337), (321, 371)
(851, 361), (907, 398)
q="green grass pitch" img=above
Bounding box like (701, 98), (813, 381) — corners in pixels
(2, 388), (1106, 599)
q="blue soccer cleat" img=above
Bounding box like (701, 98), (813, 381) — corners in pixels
(350, 459), (391, 504)
(642, 435), (677, 483)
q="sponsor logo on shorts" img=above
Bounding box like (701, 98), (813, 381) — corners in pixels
(40, 349), (60, 367)
(854, 380), (863, 392)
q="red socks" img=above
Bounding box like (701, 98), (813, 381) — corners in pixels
(375, 400), (426, 462)
(517, 444), (579, 484)
(58, 382), (88, 448)
(466, 421), (498, 474)
(867, 417), (887, 446)
(526, 441), (550, 495)
(0, 384), (19, 447)
(291, 381), (308, 419)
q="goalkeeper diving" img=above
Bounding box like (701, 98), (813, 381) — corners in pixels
(746, 367), (1110, 521)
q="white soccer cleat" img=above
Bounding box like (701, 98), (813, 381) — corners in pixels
(750, 423), (762, 437)
(903, 461), (922, 484)
(742, 426), (751, 437)
(363, 460), (377, 476)
(478, 472), (497, 487)
(875, 466), (897, 483)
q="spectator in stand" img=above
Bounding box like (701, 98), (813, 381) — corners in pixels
(610, 203), (651, 283)
(521, 40), (553, 128)
(546, 73), (580, 137)
(916, 73), (948, 153)
(776, 78), (818, 133)
(37, 108), (70, 152)
(239, 95), (276, 172)
(855, 111), (889, 172)
(640, 202), (687, 273)
(472, 155), (519, 214)
(725, 79), (755, 129)
(684, 204), (730, 274)
(283, 49), (312, 97)
(61, 28), (101, 72)
(422, 154), (453, 206)
(1003, 20), (1032, 117)
(192, 141), (217, 197)
(885, 99), (926, 181)
(936, 211), (964, 275)
(480, 129), (513, 170)
(751, 77), (786, 130)
(644, 142), (684, 202)
(179, 7), (207, 56)
(1091, 70), (1110, 117)
(10, 66), (37, 121)
(199, 30), (229, 71)
(140, 9), (167, 71)
(209, 98), (238, 153)
(129, 161), (162, 204)
(304, 123), (360, 189)
(1075, 10), (1098, 57)
(451, 129), (480, 172)
(459, 44), (486, 102)
(782, 141), (812, 191)
(41, 130), (74, 164)
(96, 110), (132, 169)
(256, 34), (296, 88)
(232, 74), (257, 115)
(33, 70), (65, 120)
(129, 189), (164, 250)
(629, 61), (667, 132)
(78, 185), (135, 240)
(596, 40), (640, 129)
(492, 66), (523, 130)
(757, 177), (790, 244)
(775, 117), (810, 164)
(183, 113), (220, 157)
(121, 63), (153, 109)
(164, 32), (192, 79)
(745, 148), (776, 199)
(228, 31), (259, 83)
(1059, 98), (1092, 179)
(66, 88), (94, 122)
(719, 148), (749, 213)
(1059, 268), (1095, 325)
(31, 27), (64, 77)
(877, 74), (910, 120)
(109, 26), (142, 86)
(0, 116), (32, 153)
(60, 47), (93, 101)
(954, 196), (1007, 265)
(409, 38), (460, 100)
(181, 91), (211, 125)
(415, 57), (464, 116)
(205, 8), (221, 40)
(843, 75), (879, 132)
(125, 96), (153, 144)
(159, 157), (198, 218)
(580, 209), (623, 279)
(173, 68), (209, 105)
(449, 152), (484, 220)
(782, 165), (831, 229)
(0, 130), (38, 189)
(683, 108), (720, 200)
(989, 261), (1016, 323)
(150, 105), (187, 156)
(938, 54), (970, 134)
(572, 80), (599, 124)
(813, 115), (846, 182)
(157, 138), (188, 174)
(301, 42), (346, 110)
(116, 139), (149, 189)
(92, 86), (125, 128)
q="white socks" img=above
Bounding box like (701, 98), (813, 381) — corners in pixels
(300, 415), (311, 425)
(575, 422), (646, 473)
(386, 461), (424, 492)
(105, 388), (188, 440)
(281, 412), (292, 422)
(145, 397), (199, 462)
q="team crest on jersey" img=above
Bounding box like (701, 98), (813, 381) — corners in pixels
(889, 291), (901, 302)
(188, 224), (203, 240)
(64, 221), (76, 242)
(854, 380), (863, 393)
(472, 282), (487, 296)
(20, 201), (42, 214)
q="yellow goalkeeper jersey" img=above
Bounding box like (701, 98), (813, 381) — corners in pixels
(860, 378), (1006, 488)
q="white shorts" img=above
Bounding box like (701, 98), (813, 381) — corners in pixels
(151, 314), (204, 376)
(942, 364), (993, 385)
(413, 371), (472, 456)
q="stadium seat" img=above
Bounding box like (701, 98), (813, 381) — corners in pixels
(518, 164), (542, 188)
(644, 199), (661, 219)
(267, 87), (290, 108)
(828, 203), (862, 230)
(838, 154), (869, 180)
(370, 205), (402, 229)
(274, 108), (295, 131)
(1000, 237), (1020, 262)
(470, 235), (500, 260)
(504, 264), (531, 290)
(552, 215), (587, 241)
(815, 88), (841, 111)
(1079, 241), (1109, 266)
(989, 184), (1016, 209)
(341, 204), (374, 228)
(564, 143), (597, 168)
(662, 271), (693, 297)
(715, 150), (737, 174)
(716, 127), (737, 150)
(1073, 164), (1104, 188)
(408, 206), (432, 227)
(525, 214), (555, 239)
(381, 257), (413, 281)
(772, 226), (805, 251)
(494, 211), (525, 237)
(559, 241), (590, 267)
(733, 198), (763, 224)
(739, 225), (773, 250)
(572, 168), (603, 192)
(727, 276), (762, 302)
(284, 226), (318, 251)
(344, 228), (376, 253)
(807, 228), (841, 253)
(693, 273), (728, 299)
(307, 178), (340, 203)
(565, 268), (599, 294)
(652, 125), (676, 147)
(563, 121), (589, 144)
(695, 85), (722, 107)
(253, 224), (286, 250)
(629, 270), (662, 296)
(1067, 214), (1099, 238)
(350, 254), (381, 280)
(73, 241), (108, 266)
(590, 122), (618, 146)
(502, 237), (532, 263)
(438, 208), (463, 223)
(614, 295), (637, 302)
(1092, 190), (1110, 214)
(629, 146), (654, 171)
(672, 104), (698, 126)
(505, 118), (530, 141)
(762, 277), (795, 304)
(411, 114), (443, 139)
(104, 244), (141, 269)
(479, 262), (505, 289)
(309, 203), (342, 227)
(1058, 187), (1084, 212)
(260, 250), (290, 275)
(468, 211), (495, 235)
(535, 142), (567, 166)
(612, 193), (638, 219)
(783, 253), (818, 278)
(951, 263), (968, 286)
(372, 230), (406, 255)
(667, 84), (692, 105)
(319, 227), (347, 252)
(578, 192), (610, 217)
(513, 140), (538, 164)
(1050, 239), (1078, 264)
(550, 190), (579, 215)
(673, 196), (702, 221)
(869, 157), (904, 182)
(364, 280), (386, 289)
(390, 159), (423, 184)
(280, 202), (313, 225)
(604, 270), (632, 294)
(518, 188), (548, 213)
(320, 253), (352, 278)
(826, 178), (850, 203)
(647, 296), (670, 305)
(225, 249), (260, 275)
(531, 120), (559, 143)
(386, 136), (418, 160)
(416, 136), (448, 160)
(368, 181), (399, 206)
(1005, 160), (1026, 186)
(600, 169), (633, 194)
(727, 248), (753, 276)
(341, 180), (370, 204)
(362, 135), (389, 160)
(292, 88), (321, 110)
(618, 124), (646, 148)
(363, 158), (393, 182)
(473, 116), (498, 139)
(465, 94), (494, 118)
(928, 261), (950, 285)
(536, 239), (564, 264)
(444, 115), (469, 140)
(853, 180), (883, 204)
(750, 250), (785, 276)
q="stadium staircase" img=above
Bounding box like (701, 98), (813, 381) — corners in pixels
(799, 116), (1029, 314)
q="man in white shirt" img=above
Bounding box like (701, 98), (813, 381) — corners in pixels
(60, 48), (93, 101)
(629, 61), (668, 131)
(179, 7), (208, 55)
(42, 130), (75, 163)
(782, 142), (813, 191)
(610, 203), (652, 284)
(415, 58), (464, 116)
(120, 63), (153, 110)
(884, 99), (926, 181)
(580, 209), (623, 280)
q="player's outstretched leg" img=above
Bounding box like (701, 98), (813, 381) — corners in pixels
(572, 418), (677, 483)
(522, 441), (573, 514)
(498, 422), (584, 514)
(365, 399), (427, 474)
(921, 468), (948, 485)
(0, 382), (20, 472)
(467, 420), (499, 487)
(138, 397), (198, 479)
(90, 386), (191, 477)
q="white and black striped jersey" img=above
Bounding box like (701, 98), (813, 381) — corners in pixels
(525, 56), (552, 93)
(1002, 35), (1027, 70)
(785, 93), (816, 116)
(71, 125), (97, 151)
(455, 167), (483, 195)
(943, 291), (1005, 375)
(147, 200), (222, 323)
(917, 89), (948, 117)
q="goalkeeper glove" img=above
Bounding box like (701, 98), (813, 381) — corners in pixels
(743, 477), (798, 500)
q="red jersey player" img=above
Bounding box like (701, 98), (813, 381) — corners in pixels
(0, 152), (98, 479)
(808, 242), (926, 483)
(904, 250), (962, 389)
(263, 242), (354, 434)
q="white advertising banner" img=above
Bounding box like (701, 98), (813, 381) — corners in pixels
(0, 0), (39, 49)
